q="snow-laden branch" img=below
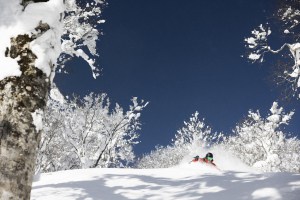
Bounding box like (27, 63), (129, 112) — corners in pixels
(58, 0), (106, 79)
(244, 2), (300, 99)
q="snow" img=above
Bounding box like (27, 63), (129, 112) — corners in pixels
(289, 68), (299, 78)
(267, 114), (280, 123)
(31, 165), (300, 200)
(74, 49), (97, 79)
(252, 188), (281, 200)
(50, 87), (65, 104)
(0, 0), (23, 80)
(245, 37), (257, 48)
(0, 0), (64, 81)
(31, 109), (44, 132)
(0, 57), (22, 80)
(248, 53), (260, 60)
(290, 43), (300, 51)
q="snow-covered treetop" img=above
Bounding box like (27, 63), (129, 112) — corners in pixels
(266, 102), (294, 125)
(244, 101), (294, 133)
(173, 111), (223, 148)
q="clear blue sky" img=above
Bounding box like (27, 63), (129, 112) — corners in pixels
(55, 0), (300, 156)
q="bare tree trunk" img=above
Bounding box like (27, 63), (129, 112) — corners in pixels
(0, 20), (50, 200)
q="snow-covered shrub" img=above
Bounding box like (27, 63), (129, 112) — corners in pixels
(136, 145), (189, 169)
(225, 102), (300, 172)
(281, 136), (300, 173)
(36, 93), (148, 172)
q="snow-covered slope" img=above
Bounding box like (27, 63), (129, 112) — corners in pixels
(31, 163), (300, 200)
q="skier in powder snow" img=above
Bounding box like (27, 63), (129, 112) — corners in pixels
(191, 152), (216, 166)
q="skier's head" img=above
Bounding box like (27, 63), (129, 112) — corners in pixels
(205, 152), (213, 162)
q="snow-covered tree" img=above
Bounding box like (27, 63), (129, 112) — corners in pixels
(35, 98), (65, 173)
(0, 0), (105, 198)
(136, 145), (189, 169)
(173, 111), (223, 149)
(136, 112), (223, 169)
(225, 102), (299, 172)
(281, 136), (300, 172)
(36, 93), (148, 172)
(244, 0), (300, 99)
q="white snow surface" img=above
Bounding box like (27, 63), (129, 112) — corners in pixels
(31, 165), (300, 200)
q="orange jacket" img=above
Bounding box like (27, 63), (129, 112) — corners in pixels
(191, 157), (216, 166)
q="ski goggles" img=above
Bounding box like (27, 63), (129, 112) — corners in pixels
(207, 157), (213, 161)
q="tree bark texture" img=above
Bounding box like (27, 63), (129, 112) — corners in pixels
(0, 22), (50, 199)
(21, 0), (50, 7)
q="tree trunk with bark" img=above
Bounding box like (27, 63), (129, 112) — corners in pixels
(0, 1), (51, 198)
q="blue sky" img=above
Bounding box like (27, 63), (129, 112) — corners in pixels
(56, 0), (300, 156)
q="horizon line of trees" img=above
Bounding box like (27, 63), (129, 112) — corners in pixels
(38, 92), (300, 173)
(136, 102), (300, 173)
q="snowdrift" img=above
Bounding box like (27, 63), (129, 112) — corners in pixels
(31, 164), (300, 200)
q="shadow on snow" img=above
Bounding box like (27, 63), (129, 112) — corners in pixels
(32, 171), (300, 200)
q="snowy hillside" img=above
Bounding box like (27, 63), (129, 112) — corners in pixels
(31, 163), (300, 200)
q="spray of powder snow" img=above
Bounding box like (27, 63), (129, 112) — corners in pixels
(175, 143), (255, 173)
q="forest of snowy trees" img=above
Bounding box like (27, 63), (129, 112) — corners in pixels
(136, 103), (300, 173)
(37, 95), (300, 173)
(36, 92), (147, 172)
(0, 0), (299, 199)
